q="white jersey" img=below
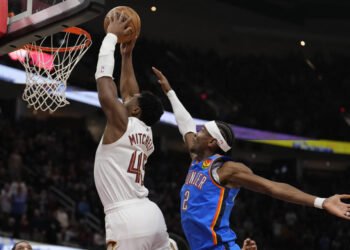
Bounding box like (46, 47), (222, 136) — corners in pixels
(94, 117), (154, 208)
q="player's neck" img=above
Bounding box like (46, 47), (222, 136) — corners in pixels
(196, 150), (215, 162)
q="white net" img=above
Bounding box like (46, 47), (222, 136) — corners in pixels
(17, 28), (92, 112)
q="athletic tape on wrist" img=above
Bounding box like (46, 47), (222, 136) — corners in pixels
(95, 33), (118, 80)
(314, 197), (325, 209)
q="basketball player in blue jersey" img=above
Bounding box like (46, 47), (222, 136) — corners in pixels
(152, 67), (350, 250)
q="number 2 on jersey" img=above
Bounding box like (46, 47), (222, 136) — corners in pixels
(182, 190), (190, 211)
(127, 150), (147, 186)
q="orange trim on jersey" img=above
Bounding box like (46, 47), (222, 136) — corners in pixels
(208, 154), (225, 245)
(210, 188), (224, 245)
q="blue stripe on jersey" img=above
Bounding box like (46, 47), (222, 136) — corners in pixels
(180, 154), (240, 250)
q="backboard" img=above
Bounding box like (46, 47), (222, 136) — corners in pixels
(0, 0), (105, 55)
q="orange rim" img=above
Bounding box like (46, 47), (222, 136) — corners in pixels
(24, 27), (91, 52)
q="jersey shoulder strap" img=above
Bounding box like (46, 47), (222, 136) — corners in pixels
(209, 155), (233, 187)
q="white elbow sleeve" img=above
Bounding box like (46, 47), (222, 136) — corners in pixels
(95, 33), (118, 80)
(167, 90), (196, 138)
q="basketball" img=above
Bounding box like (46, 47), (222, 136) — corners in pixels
(104, 6), (141, 43)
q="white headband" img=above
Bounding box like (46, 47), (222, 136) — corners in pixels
(204, 121), (231, 152)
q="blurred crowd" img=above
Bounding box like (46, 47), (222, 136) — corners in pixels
(0, 113), (349, 249)
(0, 117), (104, 249)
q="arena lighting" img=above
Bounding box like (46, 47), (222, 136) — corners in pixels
(151, 6), (157, 12)
(300, 40), (306, 46)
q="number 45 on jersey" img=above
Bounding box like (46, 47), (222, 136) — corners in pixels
(127, 150), (147, 186)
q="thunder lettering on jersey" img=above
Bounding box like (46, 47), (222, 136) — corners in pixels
(180, 154), (240, 250)
(94, 117), (154, 209)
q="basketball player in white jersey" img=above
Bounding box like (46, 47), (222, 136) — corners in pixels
(94, 12), (173, 250)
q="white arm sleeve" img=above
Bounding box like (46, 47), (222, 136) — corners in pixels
(95, 33), (118, 80)
(167, 90), (196, 138)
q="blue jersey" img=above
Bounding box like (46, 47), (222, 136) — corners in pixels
(180, 154), (240, 250)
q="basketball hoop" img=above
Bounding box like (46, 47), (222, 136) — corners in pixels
(17, 27), (92, 112)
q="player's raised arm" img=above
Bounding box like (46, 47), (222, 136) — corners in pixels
(152, 67), (197, 160)
(120, 37), (140, 102)
(217, 161), (350, 221)
(95, 12), (132, 135)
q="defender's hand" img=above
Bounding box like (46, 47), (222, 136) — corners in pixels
(107, 11), (132, 38)
(323, 194), (350, 220)
(152, 67), (172, 94)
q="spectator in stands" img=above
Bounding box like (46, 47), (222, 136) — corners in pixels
(37, 189), (49, 213)
(0, 183), (12, 219)
(9, 180), (27, 196)
(8, 150), (22, 181)
(77, 195), (90, 217)
(93, 229), (106, 248)
(11, 185), (27, 217)
(46, 210), (61, 244)
(30, 209), (45, 233)
(56, 207), (69, 229)
(11, 185), (27, 237)
(19, 214), (30, 239)
(3, 217), (16, 237)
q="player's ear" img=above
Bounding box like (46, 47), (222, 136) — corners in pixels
(207, 138), (217, 150)
(132, 106), (141, 116)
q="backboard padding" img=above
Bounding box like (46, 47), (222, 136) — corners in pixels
(0, 0), (7, 38)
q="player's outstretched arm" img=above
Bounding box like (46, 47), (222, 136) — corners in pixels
(120, 37), (140, 102)
(95, 12), (132, 140)
(217, 161), (350, 221)
(242, 238), (257, 250)
(152, 67), (197, 160)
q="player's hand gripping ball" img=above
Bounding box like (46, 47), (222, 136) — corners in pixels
(104, 6), (141, 43)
